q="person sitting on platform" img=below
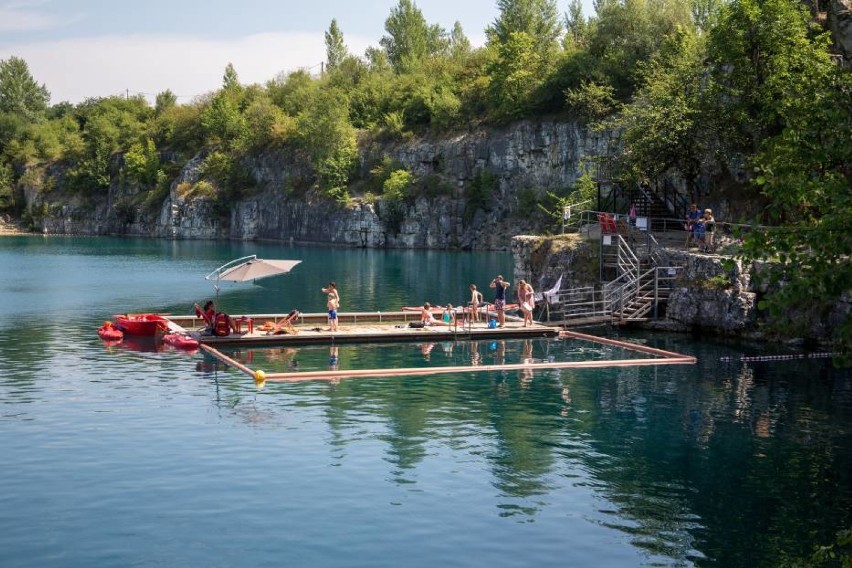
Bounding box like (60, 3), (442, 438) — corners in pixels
(194, 300), (216, 333)
(194, 300), (235, 336)
(442, 304), (455, 325)
(420, 302), (450, 327)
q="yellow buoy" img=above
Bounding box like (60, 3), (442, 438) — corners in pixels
(254, 369), (266, 389)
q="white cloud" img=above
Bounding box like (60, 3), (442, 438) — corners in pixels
(0, 0), (68, 32)
(1, 31), (375, 104)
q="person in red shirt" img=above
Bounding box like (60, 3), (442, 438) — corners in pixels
(194, 300), (216, 333)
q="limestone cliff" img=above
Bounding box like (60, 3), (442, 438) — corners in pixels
(22, 120), (618, 250)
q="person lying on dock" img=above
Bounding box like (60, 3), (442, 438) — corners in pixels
(421, 303), (451, 326)
(265, 310), (300, 335)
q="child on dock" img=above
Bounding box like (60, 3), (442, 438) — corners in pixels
(322, 282), (340, 332)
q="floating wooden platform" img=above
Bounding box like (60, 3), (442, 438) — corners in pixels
(165, 310), (560, 347)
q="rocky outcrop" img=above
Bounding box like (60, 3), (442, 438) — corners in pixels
(511, 234), (599, 292)
(663, 252), (758, 333)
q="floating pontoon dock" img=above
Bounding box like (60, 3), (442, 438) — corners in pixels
(165, 310), (560, 347)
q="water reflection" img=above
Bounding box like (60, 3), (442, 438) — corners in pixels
(1, 314), (850, 564)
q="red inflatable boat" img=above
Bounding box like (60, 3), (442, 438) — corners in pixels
(113, 314), (169, 336)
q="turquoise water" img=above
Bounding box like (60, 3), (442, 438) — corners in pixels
(1, 236), (850, 567)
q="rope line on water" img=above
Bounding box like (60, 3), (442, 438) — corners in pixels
(720, 352), (837, 363)
(200, 330), (697, 384)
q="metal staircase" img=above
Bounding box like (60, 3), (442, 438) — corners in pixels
(540, 229), (681, 327)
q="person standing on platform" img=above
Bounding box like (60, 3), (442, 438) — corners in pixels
(518, 280), (535, 327)
(686, 203), (701, 247)
(322, 282), (340, 332)
(701, 209), (716, 253)
(469, 284), (484, 322)
(490, 275), (511, 328)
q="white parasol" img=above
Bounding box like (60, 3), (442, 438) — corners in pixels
(205, 255), (301, 297)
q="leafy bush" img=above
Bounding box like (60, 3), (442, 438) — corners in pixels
(190, 180), (216, 199)
(383, 169), (413, 202)
(564, 81), (619, 121)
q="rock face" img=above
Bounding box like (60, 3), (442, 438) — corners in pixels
(654, 250), (757, 333)
(22, 119), (617, 250)
(511, 234), (599, 292)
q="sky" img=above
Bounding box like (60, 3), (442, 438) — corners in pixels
(0, 0), (597, 106)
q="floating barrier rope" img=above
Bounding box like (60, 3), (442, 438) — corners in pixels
(201, 330), (697, 385)
(720, 352), (837, 362)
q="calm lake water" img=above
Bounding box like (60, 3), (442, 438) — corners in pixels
(1, 236), (849, 567)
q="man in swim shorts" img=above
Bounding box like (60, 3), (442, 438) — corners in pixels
(490, 274), (511, 327)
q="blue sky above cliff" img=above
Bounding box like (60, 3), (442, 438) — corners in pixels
(0, 0), (595, 105)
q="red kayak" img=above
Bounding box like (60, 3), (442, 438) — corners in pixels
(163, 333), (200, 350)
(113, 314), (169, 336)
(97, 321), (124, 341)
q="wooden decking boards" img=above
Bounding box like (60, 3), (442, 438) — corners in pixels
(165, 311), (561, 347)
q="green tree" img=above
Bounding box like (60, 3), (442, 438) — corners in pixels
(200, 91), (246, 146)
(616, 28), (709, 194)
(587, 0), (693, 99)
(487, 31), (544, 119)
(238, 95), (296, 149)
(154, 90), (177, 115)
(124, 138), (160, 186)
(325, 19), (348, 70)
(692, 0), (725, 31)
(709, 0), (852, 347)
(563, 0), (590, 51)
(365, 46), (393, 73)
(66, 96), (151, 193)
(0, 56), (50, 121)
(380, 0), (447, 73)
(487, 0), (562, 58)
(296, 88), (357, 200)
(267, 70), (318, 117)
(222, 63), (241, 92)
(449, 21), (472, 59)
